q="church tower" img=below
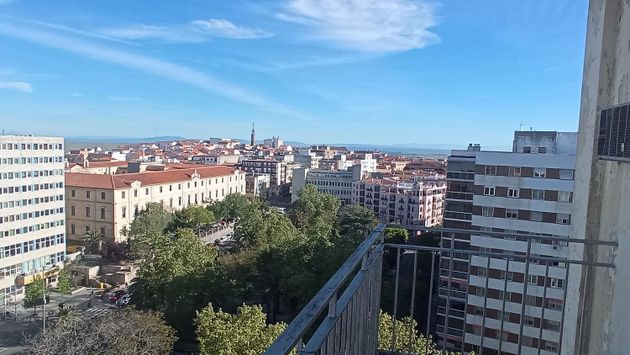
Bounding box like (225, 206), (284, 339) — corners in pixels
(250, 123), (256, 146)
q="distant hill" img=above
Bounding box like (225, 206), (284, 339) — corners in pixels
(65, 136), (187, 151)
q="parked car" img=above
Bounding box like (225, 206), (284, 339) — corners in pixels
(115, 294), (130, 307)
(108, 290), (128, 303)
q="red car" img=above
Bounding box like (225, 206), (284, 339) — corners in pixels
(108, 290), (128, 303)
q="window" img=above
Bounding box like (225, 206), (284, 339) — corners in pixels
(523, 146), (531, 153)
(547, 299), (564, 311)
(85, 225), (90, 233)
(484, 165), (497, 175)
(550, 278), (565, 289)
(478, 267), (487, 277)
(532, 189), (545, 200)
(71, 189), (76, 197)
(122, 191), (126, 199)
(100, 208), (105, 219)
(558, 191), (573, 203)
(85, 207), (90, 217)
(122, 207), (126, 218)
(524, 315), (536, 327)
(101, 192), (106, 200)
(100, 227), (105, 237)
(71, 224), (76, 235)
(481, 206), (494, 217)
(538, 146), (547, 153)
(559, 169), (574, 180)
(500, 271), (514, 281)
(507, 188), (519, 198)
(86, 191), (91, 198)
(528, 275), (538, 284)
(530, 211), (543, 222)
(534, 168), (546, 178)
(134, 190), (138, 197)
(522, 336), (535, 347)
(71, 205), (75, 216)
(506, 209), (518, 219)
(483, 186), (495, 196)
(544, 341), (559, 352)
(545, 320), (561, 332)
(145, 188), (149, 195)
(159, 186), (163, 193)
(525, 295), (538, 306)
(474, 307), (484, 316)
(556, 214), (571, 225)
(475, 287), (485, 296)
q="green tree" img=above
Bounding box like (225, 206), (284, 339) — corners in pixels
(378, 310), (457, 354)
(287, 184), (340, 239)
(384, 227), (409, 244)
(82, 229), (102, 254)
(337, 204), (378, 240)
(57, 268), (72, 298)
(195, 304), (287, 355)
(127, 202), (173, 259)
(169, 205), (215, 235)
(23, 276), (46, 315)
(133, 228), (220, 335)
(25, 309), (177, 355)
(208, 194), (251, 221)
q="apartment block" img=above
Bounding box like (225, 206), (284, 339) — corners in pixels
(65, 165), (245, 243)
(352, 177), (446, 228)
(438, 132), (576, 354)
(0, 136), (66, 301)
(240, 159), (288, 186)
(291, 165), (363, 205)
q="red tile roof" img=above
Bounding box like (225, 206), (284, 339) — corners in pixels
(66, 166), (237, 190)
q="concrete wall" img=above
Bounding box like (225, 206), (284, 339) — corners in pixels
(566, 1), (630, 354)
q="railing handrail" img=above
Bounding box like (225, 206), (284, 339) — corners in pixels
(263, 223), (386, 355)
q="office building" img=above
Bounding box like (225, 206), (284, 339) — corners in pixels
(291, 165), (363, 205)
(240, 159), (288, 186)
(0, 135), (66, 301)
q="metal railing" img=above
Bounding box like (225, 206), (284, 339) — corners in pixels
(265, 225), (617, 355)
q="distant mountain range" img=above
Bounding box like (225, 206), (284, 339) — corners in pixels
(64, 136), (468, 156)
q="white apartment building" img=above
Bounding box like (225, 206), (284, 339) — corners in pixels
(352, 178), (446, 228)
(291, 165), (363, 204)
(439, 131), (577, 354)
(0, 136), (66, 301)
(65, 165), (245, 243)
(240, 159), (288, 186)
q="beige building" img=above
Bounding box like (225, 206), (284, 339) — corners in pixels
(66, 160), (128, 175)
(65, 165), (245, 243)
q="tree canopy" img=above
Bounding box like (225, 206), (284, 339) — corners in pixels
(168, 205), (215, 234)
(24, 309), (177, 355)
(196, 304), (287, 355)
(378, 310), (458, 354)
(287, 184), (340, 240)
(208, 193), (252, 221)
(127, 202), (173, 259)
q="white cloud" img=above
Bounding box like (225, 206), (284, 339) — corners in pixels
(0, 21), (303, 118)
(0, 81), (32, 92)
(279, 0), (439, 52)
(101, 19), (272, 42)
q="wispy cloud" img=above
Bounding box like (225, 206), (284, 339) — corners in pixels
(0, 81), (32, 92)
(101, 19), (272, 42)
(0, 0), (16, 5)
(0, 20), (303, 118)
(279, 0), (439, 52)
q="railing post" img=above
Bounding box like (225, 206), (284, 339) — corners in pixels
(328, 292), (337, 318)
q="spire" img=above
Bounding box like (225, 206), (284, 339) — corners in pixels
(250, 122), (256, 146)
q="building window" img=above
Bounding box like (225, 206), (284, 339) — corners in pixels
(86, 191), (91, 198)
(159, 186), (163, 193)
(478, 267), (487, 277)
(556, 214), (570, 225)
(483, 186), (495, 196)
(122, 191), (126, 199)
(122, 207), (126, 218)
(530, 211), (543, 222)
(528, 275), (538, 284)
(100, 208), (105, 219)
(538, 147), (547, 153)
(71, 189), (76, 197)
(526, 295), (538, 306)
(559, 169), (574, 180)
(134, 190), (138, 197)
(178, 197), (182, 206)
(481, 206), (494, 217)
(550, 278), (565, 289)
(86, 225), (91, 233)
(545, 320), (561, 332)
(71, 205), (75, 216)
(85, 207), (90, 217)
(506, 209), (518, 219)
(484, 165), (497, 175)
(71, 224), (76, 235)
(101, 192), (106, 200)
(475, 287), (485, 296)
(544, 341), (559, 352)
(524, 315), (536, 327)
(547, 299), (563, 311)
(100, 226), (105, 237)
(500, 271), (514, 281)
(145, 188), (149, 195)
(532, 189), (545, 200)
(558, 191), (573, 203)
(523, 146), (532, 153)
(507, 188), (519, 198)
(533, 168), (546, 178)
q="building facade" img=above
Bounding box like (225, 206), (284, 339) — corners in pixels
(65, 166), (245, 243)
(240, 159), (288, 186)
(352, 178), (446, 228)
(0, 135), (66, 302)
(438, 132), (577, 354)
(291, 165), (363, 205)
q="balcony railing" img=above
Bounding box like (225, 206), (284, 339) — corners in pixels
(265, 225), (616, 355)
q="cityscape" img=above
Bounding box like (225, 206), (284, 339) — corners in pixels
(0, 1), (629, 355)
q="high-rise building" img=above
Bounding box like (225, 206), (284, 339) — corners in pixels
(0, 135), (67, 302)
(438, 131), (577, 354)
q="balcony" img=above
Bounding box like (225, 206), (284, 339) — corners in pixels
(265, 225), (616, 355)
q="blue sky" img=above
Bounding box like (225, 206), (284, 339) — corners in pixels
(0, 0), (587, 148)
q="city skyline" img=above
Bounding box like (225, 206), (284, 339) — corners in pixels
(0, 0), (587, 146)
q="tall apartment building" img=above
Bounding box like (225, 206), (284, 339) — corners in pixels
(438, 132), (577, 354)
(291, 165), (363, 205)
(65, 165), (245, 243)
(240, 159), (288, 186)
(352, 178), (446, 228)
(0, 136), (66, 302)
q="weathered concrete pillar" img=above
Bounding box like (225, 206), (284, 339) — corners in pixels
(567, 0), (630, 354)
